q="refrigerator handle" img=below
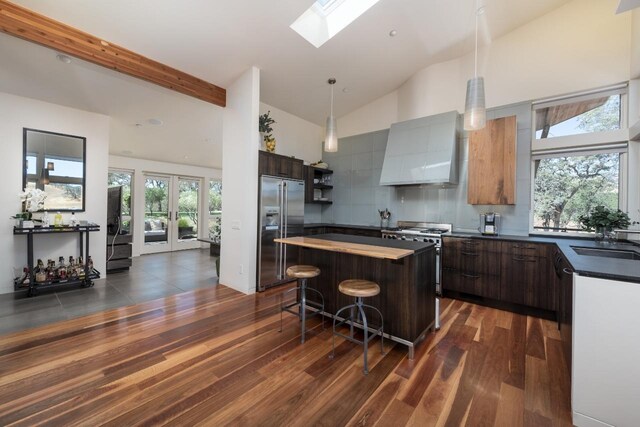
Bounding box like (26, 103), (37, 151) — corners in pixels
(277, 181), (284, 279)
(283, 182), (288, 272)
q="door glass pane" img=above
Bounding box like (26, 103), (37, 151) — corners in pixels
(108, 170), (133, 234)
(209, 181), (222, 243)
(144, 177), (169, 244)
(178, 179), (199, 241)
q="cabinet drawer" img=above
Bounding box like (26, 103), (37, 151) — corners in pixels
(500, 253), (555, 310)
(107, 243), (132, 259)
(442, 248), (500, 276)
(443, 237), (501, 254)
(500, 241), (551, 258)
(442, 268), (500, 300)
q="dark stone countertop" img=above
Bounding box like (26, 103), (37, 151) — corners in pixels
(310, 233), (435, 255)
(303, 223), (383, 231)
(448, 232), (640, 283)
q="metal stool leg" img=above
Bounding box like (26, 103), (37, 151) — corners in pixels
(357, 298), (371, 375)
(300, 279), (307, 343)
(306, 287), (325, 330)
(279, 285), (300, 333)
(363, 303), (385, 356)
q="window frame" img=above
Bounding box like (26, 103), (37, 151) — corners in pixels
(529, 85), (630, 236)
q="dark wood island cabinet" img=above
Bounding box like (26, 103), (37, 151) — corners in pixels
(275, 233), (436, 358)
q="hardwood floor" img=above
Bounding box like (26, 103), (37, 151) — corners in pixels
(0, 284), (572, 426)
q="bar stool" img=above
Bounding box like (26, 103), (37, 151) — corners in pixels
(330, 279), (384, 375)
(279, 265), (325, 343)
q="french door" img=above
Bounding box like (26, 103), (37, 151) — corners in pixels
(142, 175), (201, 254)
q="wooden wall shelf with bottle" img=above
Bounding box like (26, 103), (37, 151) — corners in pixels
(304, 165), (334, 204)
(13, 224), (101, 296)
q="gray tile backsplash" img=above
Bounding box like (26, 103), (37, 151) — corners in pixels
(321, 102), (533, 234)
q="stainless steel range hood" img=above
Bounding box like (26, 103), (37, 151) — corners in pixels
(380, 111), (459, 186)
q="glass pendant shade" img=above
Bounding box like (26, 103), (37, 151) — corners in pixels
(464, 76), (486, 131)
(40, 168), (50, 185)
(325, 115), (338, 152)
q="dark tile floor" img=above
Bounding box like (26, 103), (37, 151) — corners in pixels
(0, 248), (218, 335)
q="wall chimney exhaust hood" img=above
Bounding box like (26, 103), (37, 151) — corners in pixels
(380, 111), (460, 186)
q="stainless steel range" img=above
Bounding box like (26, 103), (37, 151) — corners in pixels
(382, 221), (452, 330)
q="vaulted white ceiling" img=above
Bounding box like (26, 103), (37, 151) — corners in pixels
(10, 0), (572, 125)
(1, 0), (582, 168)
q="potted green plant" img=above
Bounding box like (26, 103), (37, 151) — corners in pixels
(177, 217), (194, 238)
(578, 205), (634, 241)
(259, 111), (276, 152)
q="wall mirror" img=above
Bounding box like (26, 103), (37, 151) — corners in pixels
(23, 128), (86, 211)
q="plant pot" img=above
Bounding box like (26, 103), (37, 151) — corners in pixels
(595, 226), (613, 242)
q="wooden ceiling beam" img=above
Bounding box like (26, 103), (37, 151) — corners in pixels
(0, 0), (226, 107)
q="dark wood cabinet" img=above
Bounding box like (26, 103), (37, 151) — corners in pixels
(442, 236), (557, 313)
(553, 249), (573, 371)
(258, 150), (303, 180)
(303, 165), (333, 204)
(442, 237), (500, 299)
(500, 241), (555, 311)
(106, 233), (133, 272)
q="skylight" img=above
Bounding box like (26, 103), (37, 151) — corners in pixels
(291, 0), (381, 48)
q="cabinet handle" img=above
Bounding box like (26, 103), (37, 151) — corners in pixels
(513, 245), (535, 250)
(513, 256), (536, 262)
(462, 240), (479, 245)
(461, 273), (480, 279)
(562, 268), (573, 275)
(461, 251), (479, 257)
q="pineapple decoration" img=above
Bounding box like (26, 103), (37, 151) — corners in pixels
(259, 111), (277, 153)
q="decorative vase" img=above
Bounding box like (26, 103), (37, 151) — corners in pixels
(259, 132), (264, 150)
(265, 138), (276, 153)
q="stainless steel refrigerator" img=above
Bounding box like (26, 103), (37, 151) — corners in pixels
(257, 176), (305, 292)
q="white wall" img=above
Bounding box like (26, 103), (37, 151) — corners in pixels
(337, 91), (398, 140)
(108, 155), (222, 257)
(0, 92), (109, 294)
(339, 0), (633, 136)
(632, 8), (640, 79)
(259, 102), (323, 163)
(220, 67), (260, 295)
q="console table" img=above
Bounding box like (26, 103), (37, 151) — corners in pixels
(14, 223), (101, 296)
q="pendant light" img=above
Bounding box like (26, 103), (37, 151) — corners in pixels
(324, 78), (338, 153)
(464, 3), (486, 131)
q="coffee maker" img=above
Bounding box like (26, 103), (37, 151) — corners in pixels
(480, 212), (500, 235)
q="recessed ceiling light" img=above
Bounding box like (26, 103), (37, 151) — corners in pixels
(389, 30), (397, 37)
(183, 155), (189, 160)
(147, 118), (163, 126)
(342, 87), (350, 93)
(134, 123), (143, 127)
(56, 54), (72, 64)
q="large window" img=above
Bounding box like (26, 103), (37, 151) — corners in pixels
(531, 87), (627, 233)
(208, 181), (222, 243)
(533, 152), (620, 232)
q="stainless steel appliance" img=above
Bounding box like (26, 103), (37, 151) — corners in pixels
(480, 212), (500, 235)
(257, 176), (305, 292)
(382, 221), (452, 330)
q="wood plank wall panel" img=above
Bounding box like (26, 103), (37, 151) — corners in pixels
(468, 115), (517, 205)
(0, 0), (226, 107)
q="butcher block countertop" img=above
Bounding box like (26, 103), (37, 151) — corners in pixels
(274, 233), (434, 260)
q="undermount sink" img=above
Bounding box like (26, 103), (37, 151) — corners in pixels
(571, 246), (640, 261)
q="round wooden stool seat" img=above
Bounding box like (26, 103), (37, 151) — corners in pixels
(286, 265), (320, 279)
(338, 280), (380, 298)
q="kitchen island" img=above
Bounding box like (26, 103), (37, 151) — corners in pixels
(274, 233), (436, 358)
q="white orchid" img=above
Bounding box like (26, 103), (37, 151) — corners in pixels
(19, 188), (47, 212)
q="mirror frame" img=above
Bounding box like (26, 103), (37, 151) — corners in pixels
(22, 128), (87, 212)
